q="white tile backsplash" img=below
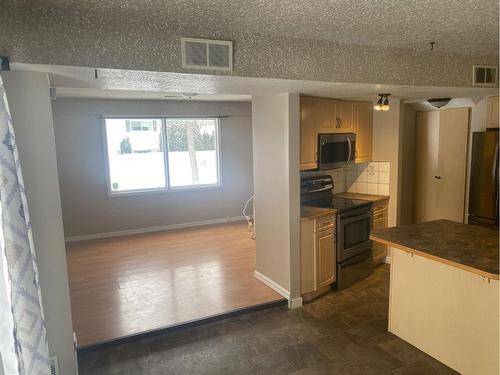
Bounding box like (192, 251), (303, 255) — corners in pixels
(300, 161), (391, 196)
(379, 171), (390, 184)
(378, 184), (390, 195)
(344, 161), (390, 196)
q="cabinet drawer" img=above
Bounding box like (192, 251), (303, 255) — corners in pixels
(315, 216), (335, 232)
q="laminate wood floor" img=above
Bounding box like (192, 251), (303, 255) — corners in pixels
(78, 265), (458, 375)
(66, 222), (283, 348)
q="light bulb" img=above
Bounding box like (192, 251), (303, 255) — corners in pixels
(374, 97), (383, 111)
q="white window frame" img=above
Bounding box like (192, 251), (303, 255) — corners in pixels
(102, 117), (223, 196)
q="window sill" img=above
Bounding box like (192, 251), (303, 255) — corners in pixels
(107, 184), (223, 198)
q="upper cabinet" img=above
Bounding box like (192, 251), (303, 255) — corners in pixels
(300, 97), (319, 170)
(299, 96), (373, 170)
(354, 102), (373, 164)
(334, 100), (354, 132)
(486, 95), (499, 129)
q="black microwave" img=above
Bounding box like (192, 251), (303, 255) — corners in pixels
(318, 133), (356, 170)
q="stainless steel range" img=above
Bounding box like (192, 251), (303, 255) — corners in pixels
(301, 175), (373, 289)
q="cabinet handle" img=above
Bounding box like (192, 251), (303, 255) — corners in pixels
(434, 176), (442, 180)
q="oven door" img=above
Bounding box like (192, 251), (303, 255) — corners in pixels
(337, 205), (373, 262)
(318, 133), (356, 170)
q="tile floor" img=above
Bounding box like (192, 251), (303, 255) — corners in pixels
(78, 265), (457, 374)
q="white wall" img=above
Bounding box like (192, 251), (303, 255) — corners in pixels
(52, 99), (253, 238)
(251, 94), (301, 305)
(2, 72), (76, 375)
(372, 99), (401, 227)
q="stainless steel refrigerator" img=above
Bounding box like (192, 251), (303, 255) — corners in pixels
(468, 130), (499, 228)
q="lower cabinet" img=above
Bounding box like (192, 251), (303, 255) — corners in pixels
(372, 200), (389, 265)
(300, 215), (336, 299)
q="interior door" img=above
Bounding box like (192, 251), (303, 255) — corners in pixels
(436, 108), (469, 222)
(414, 111), (440, 222)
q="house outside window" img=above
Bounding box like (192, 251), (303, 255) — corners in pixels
(104, 118), (221, 194)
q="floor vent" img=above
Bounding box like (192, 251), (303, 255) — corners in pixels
(49, 356), (60, 375)
(181, 37), (233, 72)
(472, 65), (498, 87)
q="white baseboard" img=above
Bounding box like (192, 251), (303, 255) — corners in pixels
(254, 271), (291, 300)
(384, 256), (392, 264)
(288, 297), (303, 309)
(65, 216), (246, 243)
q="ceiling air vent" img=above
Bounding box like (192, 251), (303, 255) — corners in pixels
(181, 37), (233, 72)
(472, 65), (498, 87)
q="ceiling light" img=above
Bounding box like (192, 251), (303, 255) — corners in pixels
(381, 94), (391, 111)
(374, 95), (383, 111)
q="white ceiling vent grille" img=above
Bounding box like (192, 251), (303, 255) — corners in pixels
(49, 356), (60, 375)
(181, 38), (233, 71)
(472, 65), (498, 87)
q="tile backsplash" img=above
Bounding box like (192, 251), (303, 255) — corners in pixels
(300, 161), (390, 196)
(346, 162), (390, 196)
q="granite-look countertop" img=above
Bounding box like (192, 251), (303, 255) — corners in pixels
(300, 205), (337, 220)
(334, 192), (389, 203)
(371, 219), (499, 279)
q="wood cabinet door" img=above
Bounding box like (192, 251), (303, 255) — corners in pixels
(487, 96), (499, 128)
(300, 97), (318, 170)
(334, 101), (354, 132)
(317, 98), (336, 133)
(316, 230), (335, 288)
(414, 111), (440, 223)
(354, 103), (373, 163)
(436, 108), (469, 223)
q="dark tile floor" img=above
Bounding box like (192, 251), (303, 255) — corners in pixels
(78, 265), (458, 374)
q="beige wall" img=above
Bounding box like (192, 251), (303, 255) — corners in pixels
(2, 72), (76, 375)
(372, 99), (401, 227)
(52, 99), (253, 238)
(251, 94), (301, 304)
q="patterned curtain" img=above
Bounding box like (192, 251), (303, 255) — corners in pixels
(0, 76), (50, 374)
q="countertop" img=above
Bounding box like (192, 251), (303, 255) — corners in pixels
(300, 205), (337, 220)
(301, 192), (389, 220)
(371, 219), (499, 279)
(333, 192), (389, 203)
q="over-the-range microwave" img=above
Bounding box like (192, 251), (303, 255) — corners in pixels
(318, 133), (356, 170)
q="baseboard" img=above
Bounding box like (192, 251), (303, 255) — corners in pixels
(254, 271), (291, 300)
(288, 297), (303, 309)
(65, 216), (246, 243)
(384, 256), (391, 264)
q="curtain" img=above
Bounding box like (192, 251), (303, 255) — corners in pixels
(0, 76), (50, 375)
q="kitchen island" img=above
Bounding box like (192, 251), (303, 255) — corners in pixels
(371, 220), (499, 375)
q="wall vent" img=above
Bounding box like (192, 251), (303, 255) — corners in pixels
(472, 65), (498, 87)
(49, 356), (60, 375)
(181, 38), (233, 72)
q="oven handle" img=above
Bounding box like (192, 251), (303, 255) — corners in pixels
(345, 138), (352, 167)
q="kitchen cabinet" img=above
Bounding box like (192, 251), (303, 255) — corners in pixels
(299, 96), (373, 170)
(300, 97), (318, 170)
(300, 215), (336, 300)
(317, 98), (336, 133)
(372, 200), (388, 265)
(487, 95), (499, 129)
(414, 108), (469, 223)
(334, 100), (354, 132)
(354, 102), (373, 163)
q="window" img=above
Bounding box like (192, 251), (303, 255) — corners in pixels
(104, 118), (221, 194)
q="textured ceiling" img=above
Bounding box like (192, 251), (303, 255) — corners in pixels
(11, 0), (499, 56)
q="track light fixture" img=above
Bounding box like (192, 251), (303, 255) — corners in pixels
(374, 94), (391, 111)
